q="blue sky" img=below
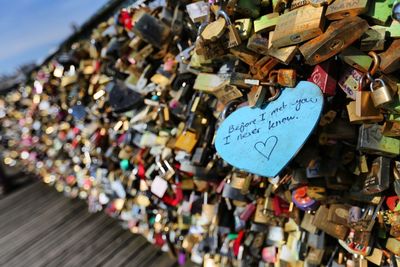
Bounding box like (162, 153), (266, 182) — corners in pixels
(0, 0), (109, 75)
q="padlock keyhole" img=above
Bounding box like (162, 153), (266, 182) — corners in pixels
(290, 34), (301, 42)
(329, 39), (343, 51)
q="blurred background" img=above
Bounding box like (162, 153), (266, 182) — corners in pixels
(0, 0), (109, 76)
(0, 0), (111, 195)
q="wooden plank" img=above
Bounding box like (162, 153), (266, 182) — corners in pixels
(9, 205), (94, 267)
(84, 231), (135, 266)
(0, 196), (80, 258)
(35, 214), (114, 266)
(0, 182), (181, 267)
(0, 182), (47, 213)
(121, 241), (158, 267)
(145, 252), (177, 267)
(62, 225), (126, 266)
(0, 186), (61, 234)
(102, 235), (150, 267)
(0, 198), (85, 263)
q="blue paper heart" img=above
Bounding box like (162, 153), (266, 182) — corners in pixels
(215, 81), (324, 177)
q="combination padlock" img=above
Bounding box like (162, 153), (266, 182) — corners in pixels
(370, 78), (393, 108)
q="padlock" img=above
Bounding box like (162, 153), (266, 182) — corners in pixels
(370, 78), (393, 108)
(269, 69), (297, 88)
(292, 186), (319, 211)
(338, 65), (364, 100)
(355, 76), (381, 117)
(362, 156), (391, 195)
(340, 47), (373, 73)
(186, 1), (210, 23)
(234, 18), (252, 40)
(358, 124), (400, 157)
(306, 247), (325, 266)
(387, 238), (400, 255)
(290, 0), (309, 10)
(379, 40), (400, 74)
(325, 0), (369, 20)
(247, 85), (267, 108)
(272, 5), (324, 48)
(308, 60), (337, 96)
(312, 205), (350, 240)
(200, 17), (227, 43)
(221, 179), (247, 202)
(360, 26), (386, 51)
(229, 45), (260, 66)
(366, 0), (393, 25)
(133, 13), (171, 49)
(299, 16), (369, 66)
(253, 13), (279, 33)
(267, 42), (297, 65)
(382, 121), (400, 137)
(235, 0), (261, 18)
(347, 101), (384, 123)
(216, 10), (241, 48)
(247, 33), (269, 55)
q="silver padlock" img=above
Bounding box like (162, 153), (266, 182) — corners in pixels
(370, 78), (393, 108)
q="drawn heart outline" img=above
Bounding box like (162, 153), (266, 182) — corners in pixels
(254, 136), (278, 160)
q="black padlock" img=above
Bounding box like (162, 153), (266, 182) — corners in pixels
(108, 81), (143, 113)
(133, 13), (171, 49)
(362, 156), (391, 195)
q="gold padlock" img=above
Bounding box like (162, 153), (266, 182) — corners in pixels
(370, 78), (393, 107)
(217, 9), (241, 48)
(355, 76), (380, 117)
(269, 69), (297, 88)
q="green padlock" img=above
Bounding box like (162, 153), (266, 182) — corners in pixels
(340, 46), (373, 73)
(235, 18), (253, 40)
(366, 0), (394, 25)
(253, 13), (280, 33)
(388, 21), (400, 38)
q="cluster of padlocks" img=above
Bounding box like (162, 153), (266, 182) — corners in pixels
(1, 0), (400, 265)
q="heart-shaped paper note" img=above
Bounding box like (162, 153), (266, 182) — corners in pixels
(215, 81), (323, 177)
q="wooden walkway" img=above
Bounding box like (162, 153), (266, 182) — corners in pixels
(0, 182), (188, 267)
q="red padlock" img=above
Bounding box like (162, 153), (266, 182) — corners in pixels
(308, 60), (337, 96)
(387, 196), (400, 211)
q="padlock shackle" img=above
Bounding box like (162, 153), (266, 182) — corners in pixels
(369, 78), (386, 92)
(216, 9), (232, 25)
(358, 75), (367, 91)
(266, 88), (281, 102)
(367, 51), (380, 76)
(197, 21), (209, 36)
